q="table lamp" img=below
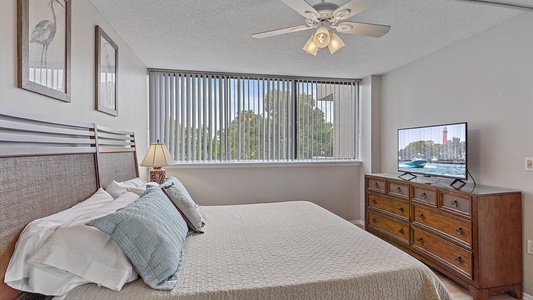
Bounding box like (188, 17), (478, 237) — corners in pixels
(140, 140), (174, 184)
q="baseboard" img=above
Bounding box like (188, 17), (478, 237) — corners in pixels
(348, 219), (364, 227)
(524, 292), (533, 300)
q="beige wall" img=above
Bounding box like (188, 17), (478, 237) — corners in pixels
(0, 0), (149, 164)
(166, 163), (361, 221)
(380, 12), (533, 295)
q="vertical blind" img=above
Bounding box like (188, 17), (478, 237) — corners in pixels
(149, 70), (358, 163)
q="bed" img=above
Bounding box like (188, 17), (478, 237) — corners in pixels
(0, 108), (451, 300)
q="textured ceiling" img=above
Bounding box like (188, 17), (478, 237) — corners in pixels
(88, 0), (532, 79)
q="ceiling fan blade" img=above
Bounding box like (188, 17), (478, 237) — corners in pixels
(279, 0), (321, 21)
(332, 0), (383, 21)
(451, 0), (533, 11)
(335, 22), (391, 38)
(252, 25), (312, 38)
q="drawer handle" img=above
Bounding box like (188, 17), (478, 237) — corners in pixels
(373, 182), (379, 188)
(418, 213), (425, 220)
(455, 256), (463, 264)
(398, 207), (405, 213)
(372, 218), (377, 223)
(456, 226), (463, 235)
(371, 199), (377, 204)
(420, 192), (427, 199)
(395, 187), (401, 193)
(452, 200), (458, 207)
(417, 237), (424, 244)
(399, 228), (405, 234)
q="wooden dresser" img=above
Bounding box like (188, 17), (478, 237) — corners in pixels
(365, 174), (522, 300)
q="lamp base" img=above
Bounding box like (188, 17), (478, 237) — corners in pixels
(149, 167), (166, 184)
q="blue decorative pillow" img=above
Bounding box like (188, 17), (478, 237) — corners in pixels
(87, 187), (188, 290)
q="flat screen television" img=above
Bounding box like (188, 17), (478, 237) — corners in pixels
(398, 122), (467, 184)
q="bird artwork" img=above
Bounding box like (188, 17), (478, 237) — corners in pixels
(30, 0), (65, 67)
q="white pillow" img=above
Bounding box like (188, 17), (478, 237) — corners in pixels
(105, 177), (146, 199)
(28, 192), (140, 295)
(27, 267), (90, 296)
(4, 188), (114, 293)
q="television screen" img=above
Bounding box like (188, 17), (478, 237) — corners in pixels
(398, 122), (467, 180)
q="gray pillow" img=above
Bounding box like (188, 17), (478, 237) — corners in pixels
(161, 177), (199, 208)
(87, 187), (188, 290)
(162, 185), (204, 233)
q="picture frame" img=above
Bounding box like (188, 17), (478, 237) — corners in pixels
(18, 0), (71, 102)
(95, 25), (118, 116)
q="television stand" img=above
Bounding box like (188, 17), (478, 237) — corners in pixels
(398, 172), (416, 181)
(450, 178), (467, 190)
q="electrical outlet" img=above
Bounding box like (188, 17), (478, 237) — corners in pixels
(526, 157), (533, 171)
(529, 240), (533, 255)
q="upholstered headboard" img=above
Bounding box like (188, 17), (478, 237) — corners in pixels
(0, 108), (139, 299)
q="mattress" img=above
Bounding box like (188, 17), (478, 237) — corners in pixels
(61, 201), (451, 300)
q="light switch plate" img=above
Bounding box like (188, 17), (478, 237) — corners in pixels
(529, 240), (533, 254)
(526, 157), (533, 171)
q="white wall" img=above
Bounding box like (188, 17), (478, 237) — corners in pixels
(380, 12), (533, 295)
(359, 75), (382, 220)
(0, 0), (148, 165)
(166, 163), (361, 221)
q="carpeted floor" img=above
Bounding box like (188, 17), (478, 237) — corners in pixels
(435, 271), (516, 300)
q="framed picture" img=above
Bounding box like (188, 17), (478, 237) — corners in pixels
(18, 0), (71, 102)
(95, 26), (118, 116)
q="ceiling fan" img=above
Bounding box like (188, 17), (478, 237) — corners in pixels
(252, 0), (391, 56)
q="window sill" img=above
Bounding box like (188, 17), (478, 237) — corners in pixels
(165, 160), (362, 169)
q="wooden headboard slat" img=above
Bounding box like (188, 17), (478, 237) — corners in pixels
(0, 146), (96, 157)
(0, 133), (96, 145)
(0, 108), (140, 300)
(98, 147), (136, 153)
(96, 132), (132, 140)
(0, 120), (95, 136)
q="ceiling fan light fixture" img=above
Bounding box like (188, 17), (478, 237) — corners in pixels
(303, 35), (319, 56)
(313, 26), (330, 48)
(328, 32), (345, 54)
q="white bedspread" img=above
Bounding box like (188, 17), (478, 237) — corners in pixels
(62, 201), (451, 300)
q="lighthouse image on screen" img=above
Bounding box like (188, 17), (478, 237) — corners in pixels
(398, 123), (467, 179)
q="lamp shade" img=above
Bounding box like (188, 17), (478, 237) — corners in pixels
(313, 26), (330, 48)
(303, 35), (319, 56)
(140, 140), (174, 167)
(328, 32), (345, 54)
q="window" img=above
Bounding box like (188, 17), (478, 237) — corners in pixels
(149, 70), (358, 163)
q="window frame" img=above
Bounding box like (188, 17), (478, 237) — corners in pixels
(148, 69), (360, 164)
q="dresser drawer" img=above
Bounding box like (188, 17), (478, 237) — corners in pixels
(367, 211), (409, 244)
(367, 193), (409, 220)
(412, 228), (472, 278)
(388, 181), (409, 199)
(412, 185), (437, 206)
(412, 205), (472, 248)
(440, 191), (472, 217)
(367, 177), (386, 194)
